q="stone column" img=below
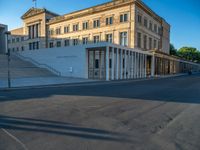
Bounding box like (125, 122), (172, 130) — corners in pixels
(106, 46), (110, 81)
(144, 54), (147, 78)
(127, 50), (130, 79)
(134, 52), (137, 78)
(151, 53), (155, 77)
(124, 50), (127, 80)
(116, 48), (119, 80)
(120, 49), (123, 80)
(111, 47), (115, 80)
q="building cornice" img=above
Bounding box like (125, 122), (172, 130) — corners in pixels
(47, 0), (135, 25)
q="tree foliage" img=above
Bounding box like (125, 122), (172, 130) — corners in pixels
(170, 44), (200, 63)
(178, 47), (200, 63)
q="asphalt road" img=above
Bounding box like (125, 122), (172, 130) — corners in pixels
(0, 74), (200, 150)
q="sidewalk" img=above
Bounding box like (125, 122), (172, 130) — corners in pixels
(0, 73), (191, 90)
(0, 76), (97, 89)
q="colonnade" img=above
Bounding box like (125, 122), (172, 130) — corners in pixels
(105, 46), (149, 81)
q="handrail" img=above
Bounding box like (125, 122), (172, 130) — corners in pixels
(13, 52), (61, 76)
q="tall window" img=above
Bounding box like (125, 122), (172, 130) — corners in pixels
(49, 29), (54, 35)
(120, 13), (128, 22)
(93, 35), (100, 43)
(158, 27), (162, 35)
(149, 21), (152, 31)
(56, 28), (61, 35)
(106, 34), (113, 43)
(154, 39), (157, 49)
(36, 41), (39, 49)
(73, 39), (79, 45)
(143, 35), (147, 49)
(16, 38), (20, 42)
(137, 14), (142, 24)
(64, 39), (70, 46)
(93, 19), (100, 28)
(49, 42), (54, 48)
(64, 26), (69, 33)
(73, 24), (79, 31)
(137, 32), (142, 48)
(106, 17), (113, 25)
(29, 43), (32, 50)
(82, 22), (89, 30)
(120, 32), (128, 46)
(82, 37), (88, 45)
(154, 24), (157, 33)
(149, 37), (152, 50)
(56, 41), (61, 47)
(144, 18), (148, 28)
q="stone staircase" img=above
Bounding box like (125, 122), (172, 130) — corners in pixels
(0, 54), (57, 79)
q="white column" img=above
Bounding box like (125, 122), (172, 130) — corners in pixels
(142, 54), (145, 78)
(137, 53), (140, 78)
(124, 50), (127, 80)
(111, 47), (115, 80)
(106, 46), (110, 81)
(132, 52), (135, 79)
(116, 48), (119, 80)
(151, 54), (155, 77)
(120, 49), (123, 79)
(127, 50), (130, 79)
(134, 52), (137, 78)
(144, 55), (147, 78)
(130, 52), (133, 78)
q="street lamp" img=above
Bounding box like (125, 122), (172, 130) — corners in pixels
(4, 31), (11, 88)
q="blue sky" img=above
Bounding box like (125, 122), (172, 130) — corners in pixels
(0, 0), (199, 50)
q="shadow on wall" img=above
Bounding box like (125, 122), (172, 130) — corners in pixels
(0, 74), (200, 104)
(0, 115), (130, 142)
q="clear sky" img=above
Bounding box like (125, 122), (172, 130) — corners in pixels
(0, 0), (199, 50)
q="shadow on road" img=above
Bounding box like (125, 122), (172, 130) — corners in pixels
(0, 74), (200, 104)
(0, 115), (130, 142)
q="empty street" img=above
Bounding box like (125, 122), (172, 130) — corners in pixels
(0, 75), (200, 150)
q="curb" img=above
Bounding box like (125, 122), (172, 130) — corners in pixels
(0, 73), (191, 92)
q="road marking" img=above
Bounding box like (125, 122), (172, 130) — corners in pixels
(1, 128), (28, 150)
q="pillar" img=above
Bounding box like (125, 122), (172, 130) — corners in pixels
(116, 48), (119, 80)
(111, 47), (115, 80)
(120, 49), (123, 79)
(106, 46), (110, 81)
(151, 54), (155, 77)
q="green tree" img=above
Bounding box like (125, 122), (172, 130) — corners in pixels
(170, 44), (178, 56)
(177, 47), (200, 63)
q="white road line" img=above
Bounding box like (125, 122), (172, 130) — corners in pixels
(1, 128), (28, 150)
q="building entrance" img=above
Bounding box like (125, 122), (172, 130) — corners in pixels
(88, 49), (106, 79)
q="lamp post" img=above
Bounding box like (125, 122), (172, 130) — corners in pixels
(4, 31), (11, 88)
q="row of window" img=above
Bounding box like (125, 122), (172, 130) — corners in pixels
(8, 46), (24, 52)
(137, 32), (160, 50)
(49, 13), (128, 35)
(49, 32), (128, 48)
(8, 37), (25, 44)
(29, 42), (39, 50)
(137, 14), (162, 35)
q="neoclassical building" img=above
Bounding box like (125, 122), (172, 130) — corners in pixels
(7, 0), (200, 80)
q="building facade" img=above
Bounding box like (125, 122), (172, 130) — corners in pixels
(7, 0), (200, 80)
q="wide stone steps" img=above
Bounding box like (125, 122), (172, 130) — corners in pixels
(0, 54), (56, 78)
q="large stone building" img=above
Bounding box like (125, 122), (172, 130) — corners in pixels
(8, 0), (170, 53)
(7, 0), (200, 80)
